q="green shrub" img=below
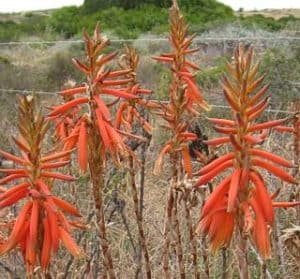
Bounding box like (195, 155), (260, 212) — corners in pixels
(239, 14), (300, 31)
(0, 20), (22, 41)
(48, 6), (81, 38)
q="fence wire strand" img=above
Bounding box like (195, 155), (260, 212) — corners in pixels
(0, 36), (300, 46)
(0, 88), (296, 115)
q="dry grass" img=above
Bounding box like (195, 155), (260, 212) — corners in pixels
(236, 9), (300, 19)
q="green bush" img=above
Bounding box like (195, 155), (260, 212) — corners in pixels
(239, 14), (300, 31)
(260, 46), (300, 103)
(0, 20), (22, 42)
(0, 1), (299, 42)
(48, 6), (81, 38)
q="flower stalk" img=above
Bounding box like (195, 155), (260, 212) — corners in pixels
(117, 45), (154, 279)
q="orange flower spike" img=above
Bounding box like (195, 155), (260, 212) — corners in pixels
(115, 103), (127, 129)
(272, 201), (300, 208)
(246, 96), (269, 116)
(0, 96), (84, 275)
(275, 126), (294, 133)
(100, 88), (136, 99)
(153, 143), (172, 175)
(248, 83), (270, 106)
(210, 211), (235, 252)
(207, 118), (235, 126)
(114, 45), (154, 134)
(95, 51), (118, 67)
(248, 118), (289, 132)
(95, 110), (112, 150)
(25, 235), (37, 275)
(0, 149), (28, 165)
(195, 45), (299, 260)
(41, 160), (70, 170)
(152, 56), (173, 63)
(94, 95), (111, 121)
(12, 136), (30, 153)
(197, 153), (235, 175)
(0, 173), (28, 184)
(35, 179), (51, 195)
(102, 78), (133, 86)
(72, 58), (90, 75)
(152, 3), (210, 179)
(203, 137), (230, 146)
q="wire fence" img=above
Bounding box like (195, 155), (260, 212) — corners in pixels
(0, 88), (297, 115)
(0, 36), (298, 115)
(0, 36), (300, 46)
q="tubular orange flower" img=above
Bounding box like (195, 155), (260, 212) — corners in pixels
(0, 96), (84, 275)
(195, 45), (299, 262)
(52, 82), (82, 150)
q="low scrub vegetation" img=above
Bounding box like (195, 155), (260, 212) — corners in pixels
(1, 0), (299, 41)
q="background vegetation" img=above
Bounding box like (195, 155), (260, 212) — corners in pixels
(1, 0), (300, 41)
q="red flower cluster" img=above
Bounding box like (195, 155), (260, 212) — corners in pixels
(53, 81), (81, 145)
(195, 45), (299, 258)
(48, 25), (144, 168)
(115, 45), (158, 134)
(0, 96), (84, 275)
(153, 3), (210, 177)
